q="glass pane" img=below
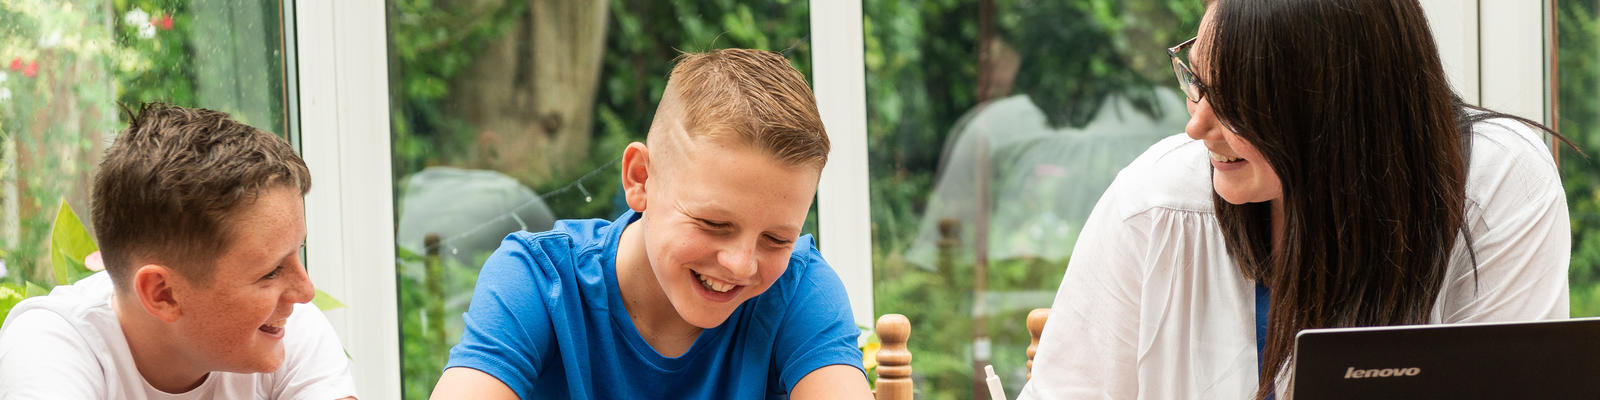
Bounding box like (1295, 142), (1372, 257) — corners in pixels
(1559, 0), (1600, 317)
(864, 1), (1203, 398)
(385, 2), (812, 397)
(0, 0), (290, 289)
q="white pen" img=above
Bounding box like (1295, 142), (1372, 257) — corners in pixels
(985, 365), (1008, 400)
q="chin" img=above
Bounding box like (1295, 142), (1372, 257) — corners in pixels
(1213, 182), (1269, 205)
(673, 302), (736, 329)
(1214, 187), (1249, 205)
(238, 348), (287, 374)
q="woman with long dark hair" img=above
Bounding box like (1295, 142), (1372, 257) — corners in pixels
(1020, 0), (1571, 398)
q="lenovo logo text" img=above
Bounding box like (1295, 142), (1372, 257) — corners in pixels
(1344, 367), (1421, 379)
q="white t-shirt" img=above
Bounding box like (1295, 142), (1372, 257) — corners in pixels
(1019, 119), (1571, 399)
(0, 272), (358, 399)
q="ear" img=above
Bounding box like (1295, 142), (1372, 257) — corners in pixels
(131, 264), (183, 323)
(620, 142), (651, 212)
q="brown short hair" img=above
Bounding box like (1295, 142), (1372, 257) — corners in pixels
(656, 48), (829, 168)
(92, 103), (311, 289)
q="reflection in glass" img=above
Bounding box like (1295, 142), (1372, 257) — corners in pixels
(385, 2), (811, 397)
(0, 0), (288, 289)
(864, 1), (1202, 398)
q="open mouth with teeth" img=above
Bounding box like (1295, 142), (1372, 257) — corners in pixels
(1209, 151), (1244, 163)
(692, 270), (737, 293)
(259, 318), (287, 337)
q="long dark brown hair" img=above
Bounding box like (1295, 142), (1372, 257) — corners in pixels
(1201, 0), (1567, 398)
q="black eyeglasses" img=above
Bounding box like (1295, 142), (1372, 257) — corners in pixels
(1167, 37), (1239, 132)
(1167, 37), (1208, 103)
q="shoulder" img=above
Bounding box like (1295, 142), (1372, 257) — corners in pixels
(1464, 118), (1565, 223)
(279, 302), (344, 364)
(770, 236), (848, 302)
(285, 303), (341, 343)
(0, 307), (99, 355)
(742, 236), (854, 327)
(0, 289), (113, 397)
(1096, 134), (1216, 221)
(491, 216), (621, 278)
(505, 217), (615, 257)
(1, 272), (115, 350)
(264, 303), (358, 399)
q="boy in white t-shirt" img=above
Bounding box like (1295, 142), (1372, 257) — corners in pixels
(0, 103), (357, 399)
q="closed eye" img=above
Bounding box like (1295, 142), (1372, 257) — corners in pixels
(261, 266), (283, 280)
(764, 234), (793, 246)
(697, 218), (731, 229)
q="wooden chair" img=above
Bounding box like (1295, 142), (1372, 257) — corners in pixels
(1026, 308), (1049, 380)
(874, 314), (914, 400)
(872, 308), (1049, 400)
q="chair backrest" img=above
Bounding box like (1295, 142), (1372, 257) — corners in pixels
(1026, 308), (1049, 380)
(872, 308), (1049, 399)
(874, 313), (914, 400)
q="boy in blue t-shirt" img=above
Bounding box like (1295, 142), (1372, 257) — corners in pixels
(430, 49), (871, 399)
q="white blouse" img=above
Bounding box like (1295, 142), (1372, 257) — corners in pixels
(1019, 120), (1571, 399)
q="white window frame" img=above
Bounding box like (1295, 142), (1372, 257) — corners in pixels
(295, 1), (400, 398)
(293, 0), (1550, 396)
(810, 0), (876, 328)
(1424, 0), (1548, 124)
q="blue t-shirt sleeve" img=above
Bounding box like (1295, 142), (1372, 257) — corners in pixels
(445, 235), (562, 399)
(772, 248), (866, 392)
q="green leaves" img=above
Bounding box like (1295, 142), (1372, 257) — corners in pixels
(48, 198), (97, 286)
(312, 289), (346, 312)
(0, 284), (24, 324)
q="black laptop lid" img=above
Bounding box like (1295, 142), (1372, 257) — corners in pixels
(1290, 317), (1600, 400)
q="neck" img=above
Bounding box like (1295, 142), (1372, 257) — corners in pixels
(615, 218), (702, 357)
(113, 293), (209, 394)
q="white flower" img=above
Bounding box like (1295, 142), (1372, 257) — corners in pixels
(124, 8), (150, 27)
(39, 30), (63, 49)
(138, 24), (156, 39)
(0, 259), (8, 280)
(0, 88), (11, 102)
(0, 72), (7, 83)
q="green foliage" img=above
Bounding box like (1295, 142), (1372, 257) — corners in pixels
(862, 0), (1199, 397)
(396, 244), (481, 399)
(386, 0), (526, 178)
(47, 198), (96, 286)
(313, 289), (347, 312)
(1, 0), (121, 284)
(3, 0), (286, 288)
(1560, 0), (1600, 317)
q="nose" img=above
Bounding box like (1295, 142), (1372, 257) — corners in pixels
(1185, 98), (1220, 141)
(717, 237), (759, 282)
(285, 257), (316, 305)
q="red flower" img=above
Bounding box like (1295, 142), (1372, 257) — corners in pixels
(22, 61), (37, 78)
(7, 58), (19, 71)
(152, 15), (173, 31)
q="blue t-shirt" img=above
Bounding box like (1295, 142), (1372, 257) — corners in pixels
(445, 210), (864, 399)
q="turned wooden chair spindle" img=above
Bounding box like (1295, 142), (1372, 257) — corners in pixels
(1026, 308), (1050, 380)
(874, 313), (913, 400)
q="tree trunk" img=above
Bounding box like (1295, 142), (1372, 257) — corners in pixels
(449, 0), (609, 183)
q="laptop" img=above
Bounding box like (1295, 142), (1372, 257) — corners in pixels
(1290, 317), (1600, 399)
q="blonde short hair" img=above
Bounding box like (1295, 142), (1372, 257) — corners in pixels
(656, 48), (829, 169)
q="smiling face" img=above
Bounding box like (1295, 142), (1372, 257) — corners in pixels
(629, 135), (819, 329)
(169, 185), (314, 373)
(1184, 5), (1283, 205)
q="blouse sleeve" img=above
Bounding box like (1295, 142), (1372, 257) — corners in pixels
(1436, 120), (1571, 323)
(1018, 182), (1151, 399)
